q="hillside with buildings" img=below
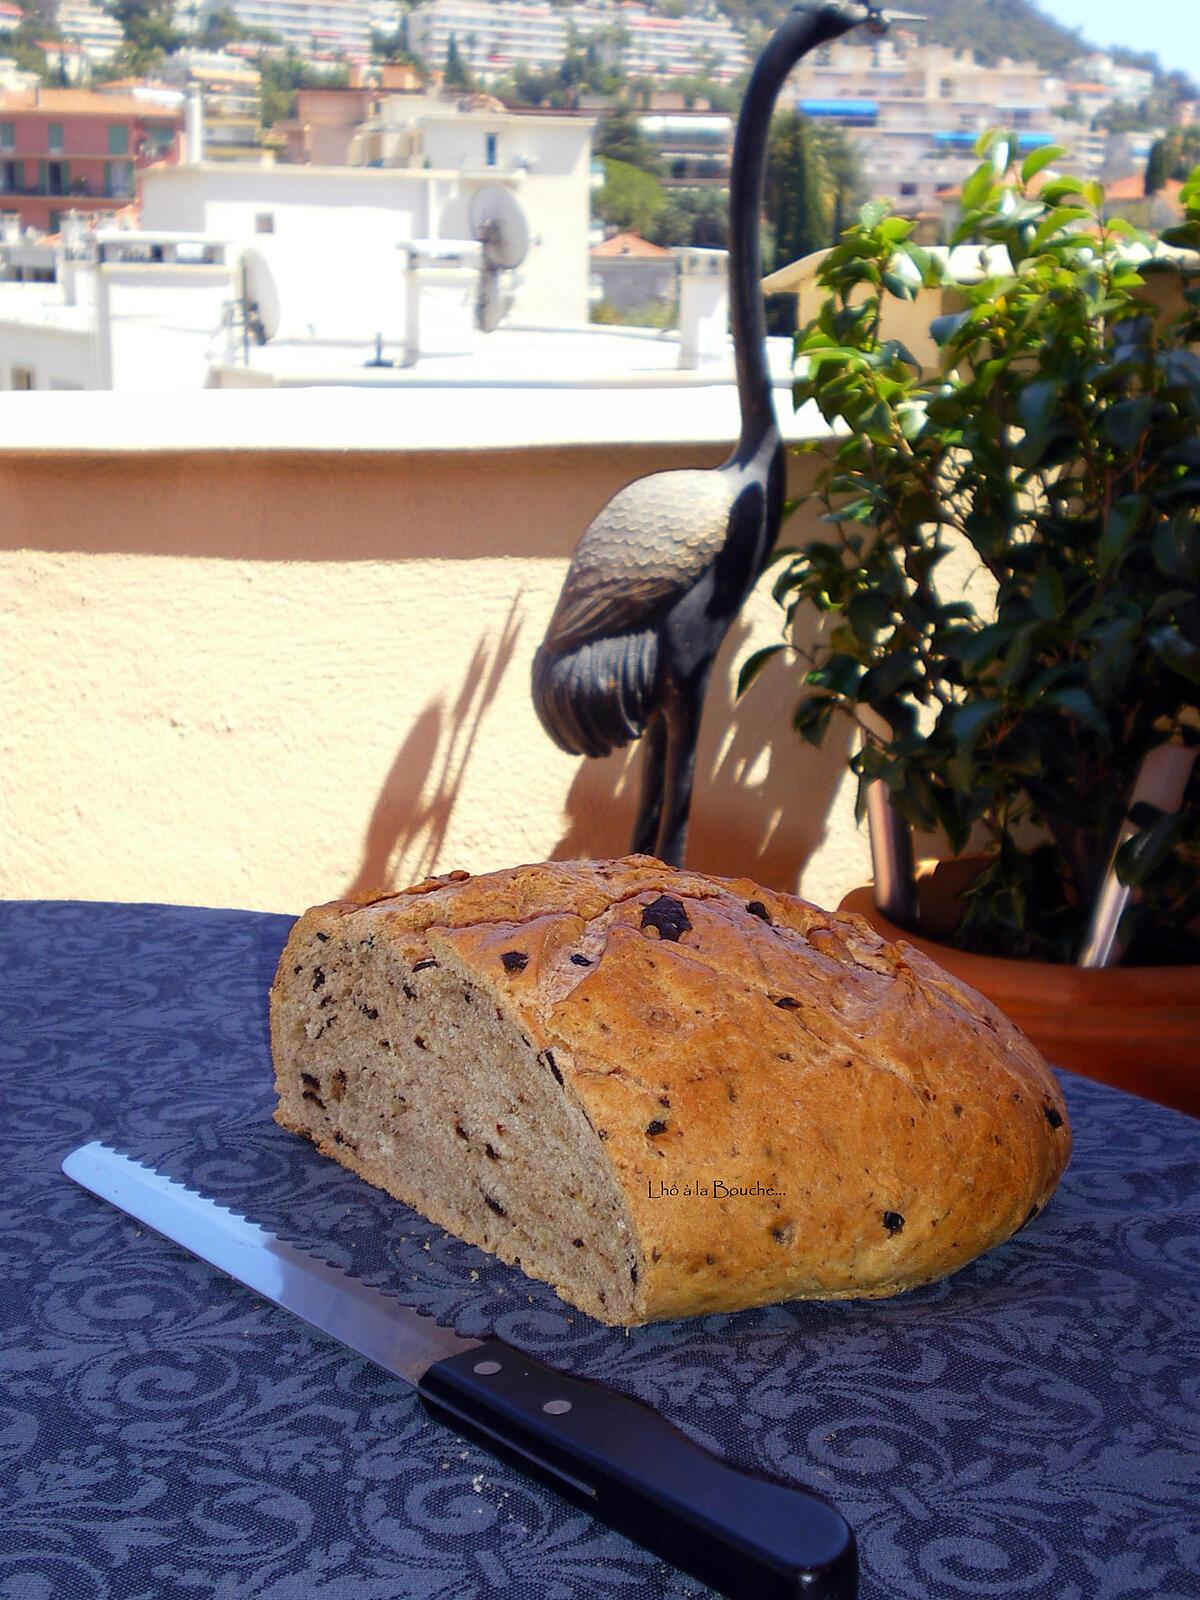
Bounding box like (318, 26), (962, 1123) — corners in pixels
(1, 0), (1196, 391)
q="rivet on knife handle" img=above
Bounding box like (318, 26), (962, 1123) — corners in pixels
(420, 1339), (858, 1600)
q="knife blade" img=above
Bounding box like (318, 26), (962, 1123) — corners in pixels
(63, 1141), (857, 1600)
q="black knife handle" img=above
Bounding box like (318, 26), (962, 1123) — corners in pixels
(418, 1338), (857, 1600)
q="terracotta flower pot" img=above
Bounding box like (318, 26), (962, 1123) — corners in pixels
(839, 865), (1200, 1120)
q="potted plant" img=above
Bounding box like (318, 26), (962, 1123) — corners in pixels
(743, 136), (1200, 1114)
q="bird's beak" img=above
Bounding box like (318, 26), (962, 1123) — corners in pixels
(857, 3), (926, 31)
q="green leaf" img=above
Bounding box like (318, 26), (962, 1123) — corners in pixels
(1153, 514), (1200, 582)
(1029, 206), (1091, 253)
(929, 309), (970, 345)
(949, 699), (1003, 754)
(1149, 627), (1200, 686)
(1103, 396), (1155, 451)
(1039, 175), (1088, 203)
(1031, 567), (1065, 621)
(806, 654), (862, 696)
(879, 215), (915, 242)
(1018, 379), (1061, 439)
(1021, 144), (1065, 183)
(1160, 348), (1200, 411)
(858, 198), (889, 229)
(792, 698), (834, 747)
(961, 160), (998, 212)
(1045, 687), (1110, 738)
(1097, 495), (1147, 577)
(736, 644), (787, 697)
(847, 590), (892, 643)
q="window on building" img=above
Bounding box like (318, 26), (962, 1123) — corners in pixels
(899, 181), (917, 197)
(939, 78), (952, 98)
(48, 209), (61, 233)
(105, 161), (132, 198)
(0, 122), (13, 153)
(485, 132), (497, 166)
(142, 126), (175, 160)
(108, 124), (129, 157)
(48, 123), (64, 154)
(46, 161), (67, 197)
(11, 366), (35, 390)
(255, 212), (274, 234)
(2, 159), (18, 192)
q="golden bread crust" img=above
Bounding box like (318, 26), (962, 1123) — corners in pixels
(270, 855), (1071, 1322)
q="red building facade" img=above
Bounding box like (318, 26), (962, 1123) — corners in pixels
(0, 88), (182, 233)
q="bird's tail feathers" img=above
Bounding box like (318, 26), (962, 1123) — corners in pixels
(532, 630), (659, 758)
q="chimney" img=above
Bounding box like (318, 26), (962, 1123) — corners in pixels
(675, 247), (729, 370)
(185, 86), (204, 164)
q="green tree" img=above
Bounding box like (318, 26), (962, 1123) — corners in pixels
(1149, 126), (1200, 182)
(444, 32), (474, 90)
(813, 123), (864, 239)
(594, 156), (666, 236)
(594, 105), (661, 176)
(1145, 138), (1169, 195)
(106, 0), (182, 74)
(647, 187), (728, 248)
(259, 50), (348, 127)
(199, 5), (243, 48)
(764, 110), (830, 272)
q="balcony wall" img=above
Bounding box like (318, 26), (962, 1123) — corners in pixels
(0, 392), (903, 917)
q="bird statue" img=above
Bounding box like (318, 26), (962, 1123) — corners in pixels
(533, 1), (888, 867)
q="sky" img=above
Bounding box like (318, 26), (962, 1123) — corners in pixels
(1035, 0), (1200, 86)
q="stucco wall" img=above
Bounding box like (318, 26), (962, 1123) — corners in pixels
(0, 435), (881, 915)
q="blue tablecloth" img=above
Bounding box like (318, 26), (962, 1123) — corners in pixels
(2, 900), (1198, 1600)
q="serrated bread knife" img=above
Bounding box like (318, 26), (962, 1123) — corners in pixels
(63, 1141), (857, 1600)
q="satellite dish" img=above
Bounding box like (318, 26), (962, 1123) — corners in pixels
(468, 185), (529, 332)
(239, 246), (280, 343)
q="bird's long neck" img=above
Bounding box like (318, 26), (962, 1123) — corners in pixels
(729, 3), (870, 457)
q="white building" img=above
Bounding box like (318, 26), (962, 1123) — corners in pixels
(136, 98), (592, 323)
(187, 0), (373, 61)
(0, 203), (748, 398)
(408, 0), (746, 85)
(49, 0), (125, 65)
(158, 49), (264, 161)
(341, 97), (592, 322)
(1076, 51), (1154, 106)
(788, 36), (1077, 212)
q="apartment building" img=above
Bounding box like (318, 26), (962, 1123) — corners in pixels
(158, 49), (264, 161)
(639, 111), (732, 187)
(190, 0), (372, 61)
(408, 1), (746, 85)
(788, 35), (1074, 212)
(0, 87), (182, 232)
(51, 0), (124, 65)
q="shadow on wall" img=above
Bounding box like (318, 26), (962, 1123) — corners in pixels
(345, 595), (525, 895)
(552, 613), (855, 890)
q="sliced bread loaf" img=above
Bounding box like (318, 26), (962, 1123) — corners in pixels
(270, 856), (1071, 1325)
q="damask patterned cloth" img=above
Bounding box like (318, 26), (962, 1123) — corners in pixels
(2, 901), (1199, 1600)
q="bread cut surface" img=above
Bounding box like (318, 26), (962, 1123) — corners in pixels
(270, 856), (1071, 1325)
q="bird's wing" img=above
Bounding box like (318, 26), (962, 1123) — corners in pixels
(544, 470), (736, 651)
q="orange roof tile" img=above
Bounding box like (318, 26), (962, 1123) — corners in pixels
(591, 230), (672, 258)
(1104, 173), (1183, 203)
(0, 88), (182, 118)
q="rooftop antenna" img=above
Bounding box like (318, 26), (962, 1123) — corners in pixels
(468, 184), (529, 332)
(365, 331), (394, 368)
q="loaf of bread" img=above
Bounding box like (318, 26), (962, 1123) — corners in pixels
(270, 856), (1071, 1325)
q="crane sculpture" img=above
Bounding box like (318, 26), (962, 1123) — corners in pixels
(533, 1), (887, 866)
